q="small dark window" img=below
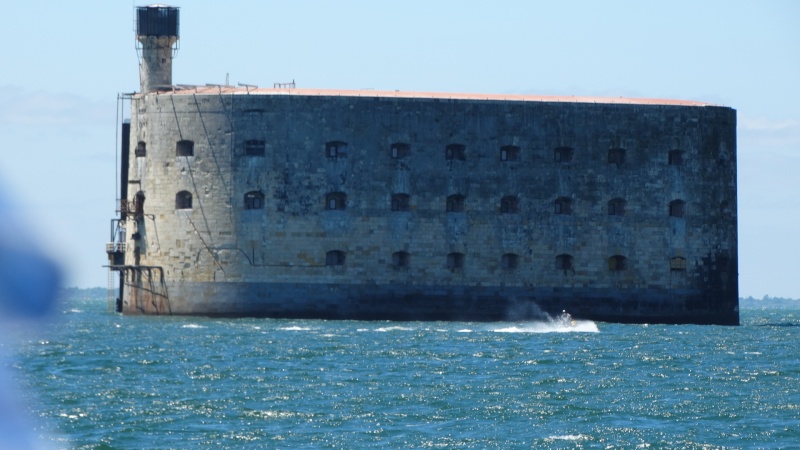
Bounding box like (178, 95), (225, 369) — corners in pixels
(608, 255), (627, 271)
(326, 192), (346, 210)
(326, 250), (345, 266)
(669, 150), (684, 166)
(244, 191), (265, 210)
(501, 253), (519, 270)
(670, 257), (687, 271)
(176, 140), (194, 157)
(135, 141), (147, 157)
(175, 190), (192, 210)
(554, 197), (572, 215)
(392, 251), (410, 269)
(245, 140), (265, 156)
(447, 252), (464, 272)
(445, 144), (466, 161)
(500, 145), (520, 162)
(556, 254), (573, 272)
(326, 141), (347, 158)
(391, 193), (410, 212)
(554, 146), (573, 163)
(608, 147), (626, 165)
(608, 198), (626, 216)
(669, 199), (685, 218)
(391, 142), (410, 159)
(446, 194), (465, 212)
(500, 195), (519, 214)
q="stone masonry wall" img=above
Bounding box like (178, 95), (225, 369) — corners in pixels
(125, 92), (737, 311)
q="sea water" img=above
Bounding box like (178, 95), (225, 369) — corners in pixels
(3, 293), (799, 449)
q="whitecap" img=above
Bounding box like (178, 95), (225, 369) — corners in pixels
(181, 324), (204, 329)
(493, 320), (599, 333)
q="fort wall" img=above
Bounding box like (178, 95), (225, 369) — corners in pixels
(120, 89), (738, 324)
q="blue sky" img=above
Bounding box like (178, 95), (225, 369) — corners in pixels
(0, 0), (797, 298)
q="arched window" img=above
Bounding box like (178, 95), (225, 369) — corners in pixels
(445, 144), (466, 161)
(133, 191), (146, 216)
(670, 257), (687, 271)
(135, 141), (147, 157)
(392, 251), (410, 269)
(326, 141), (347, 158)
(244, 191), (265, 210)
(390, 142), (410, 159)
(175, 190), (192, 210)
(326, 192), (346, 210)
(556, 254), (573, 272)
(391, 193), (410, 212)
(554, 197), (572, 215)
(447, 252), (464, 272)
(669, 199), (685, 218)
(608, 255), (627, 271)
(446, 194), (465, 212)
(500, 145), (520, 162)
(176, 140), (194, 157)
(554, 146), (573, 163)
(245, 140), (265, 156)
(608, 147), (626, 165)
(501, 253), (519, 270)
(326, 250), (345, 266)
(608, 198), (626, 216)
(500, 195), (519, 214)
(669, 150), (684, 166)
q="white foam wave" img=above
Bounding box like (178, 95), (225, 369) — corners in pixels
(493, 320), (599, 333)
(278, 326), (310, 331)
(547, 434), (588, 441)
(375, 326), (414, 332)
(181, 324), (204, 329)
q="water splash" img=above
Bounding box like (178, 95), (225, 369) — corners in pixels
(493, 319), (599, 333)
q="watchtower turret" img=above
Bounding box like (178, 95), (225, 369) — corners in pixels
(136, 5), (179, 93)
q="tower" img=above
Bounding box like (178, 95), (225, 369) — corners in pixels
(136, 5), (179, 93)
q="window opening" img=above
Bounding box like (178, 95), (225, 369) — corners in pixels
(245, 140), (265, 156)
(392, 251), (410, 269)
(669, 150), (684, 166)
(445, 144), (466, 161)
(326, 141), (347, 158)
(446, 194), (465, 212)
(500, 195), (519, 214)
(391, 142), (410, 159)
(501, 253), (519, 270)
(608, 198), (626, 216)
(326, 192), (346, 210)
(244, 191), (265, 210)
(608, 255), (627, 271)
(556, 254), (573, 272)
(175, 190), (192, 210)
(326, 250), (345, 266)
(447, 252), (464, 272)
(135, 141), (147, 157)
(554, 146), (573, 163)
(670, 257), (687, 271)
(391, 193), (410, 212)
(669, 199), (685, 218)
(500, 145), (520, 162)
(176, 140), (194, 157)
(608, 147), (626, 165)
(554, 197), (572, 215)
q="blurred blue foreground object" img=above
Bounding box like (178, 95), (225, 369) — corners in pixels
(0, 186), (62, 449)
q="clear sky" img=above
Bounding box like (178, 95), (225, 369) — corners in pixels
(0, 0), (797, 298)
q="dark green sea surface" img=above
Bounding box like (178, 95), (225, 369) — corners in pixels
(4, 295), (799, 449)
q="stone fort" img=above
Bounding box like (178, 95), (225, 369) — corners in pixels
(106, 6), (739, 325)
